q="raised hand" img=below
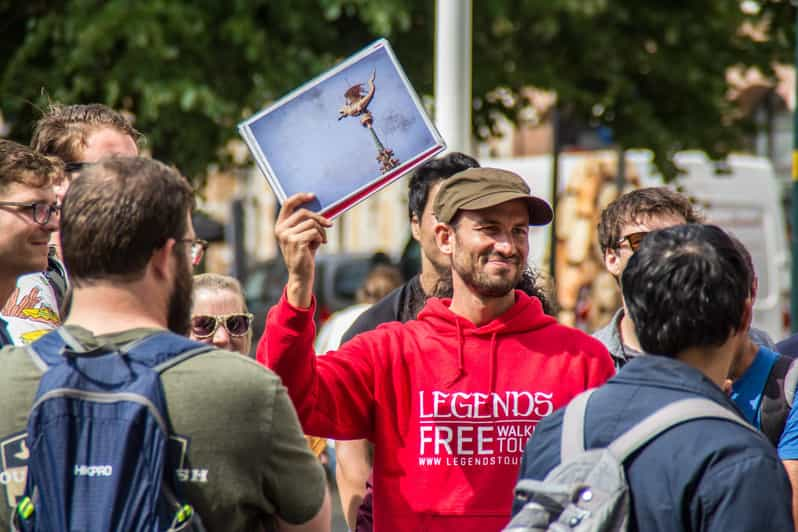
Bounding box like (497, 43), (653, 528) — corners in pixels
(274, 193), (333, 308)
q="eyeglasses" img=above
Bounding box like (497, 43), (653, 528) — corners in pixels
(178, 238), (209, 266)
(0, 201), (60, 226)
(617, 231), (648, 252)
(190, 313), (253, 338)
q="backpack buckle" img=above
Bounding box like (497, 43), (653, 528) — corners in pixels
(17, 496), (34, 519)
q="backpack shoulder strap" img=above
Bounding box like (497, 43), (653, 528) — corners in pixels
(153, 345), (214, 374)
(760, 354), (795, 446)
(121, 331), (214, 370)
(560, 389), (596, 463)
(608, 398), (759, 463)
(784, 359), (798, 408)
(26, 328), (77, 372)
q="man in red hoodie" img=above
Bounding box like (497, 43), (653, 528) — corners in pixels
(259, 167), (614, 531)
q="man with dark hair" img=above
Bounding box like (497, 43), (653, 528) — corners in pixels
(259, 167), (613, 531)
(0, 140), (62, 346)
(346, 152), (481, 333)
(1, 103), (141, 345)
(594, 187), (705, 367)
(514, 224), (793, 531)
(0, 157), (330, 531)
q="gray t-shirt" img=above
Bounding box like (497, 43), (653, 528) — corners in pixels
(592, 308), (643, 370)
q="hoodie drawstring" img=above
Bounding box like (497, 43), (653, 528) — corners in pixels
(488, 332), (498, 394)
(447, 319), (466, 387)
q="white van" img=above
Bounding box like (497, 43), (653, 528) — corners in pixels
(673, 151), (790, 341)
(483, 151), (791, 341)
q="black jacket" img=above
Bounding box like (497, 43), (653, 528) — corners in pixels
(341, 275), (424, 344)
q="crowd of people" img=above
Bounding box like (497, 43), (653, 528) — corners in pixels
(0, 102), (797, 531)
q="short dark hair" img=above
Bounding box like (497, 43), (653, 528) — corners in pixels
(0, 139), (63, 192)
(61, 157), (194, 286)
(623, 224), (750, 356)
(31, 103), (142, 162)
(407, 152), (479, 221)
(597, 187), (703, 253)
(728, 233), (756, 297)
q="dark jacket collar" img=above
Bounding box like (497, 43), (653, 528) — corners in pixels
(612, 355), (740, 411)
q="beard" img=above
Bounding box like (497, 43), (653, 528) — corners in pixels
(452, 238), (523, 298)
(167, 250), (193, 336)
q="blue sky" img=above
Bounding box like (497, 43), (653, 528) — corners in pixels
(245, 44), (439, 212)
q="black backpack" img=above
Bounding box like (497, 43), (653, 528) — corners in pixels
(760, 354), (798, 446)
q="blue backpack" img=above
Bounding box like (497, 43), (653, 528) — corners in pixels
(11, 328), (213, 531)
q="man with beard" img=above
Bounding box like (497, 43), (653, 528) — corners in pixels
(0, 157), (330, 531)
(334, 152), (478, 531)
(258, 167), (613, 531)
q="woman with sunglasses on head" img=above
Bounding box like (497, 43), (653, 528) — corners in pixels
(190, 273), (254, 356)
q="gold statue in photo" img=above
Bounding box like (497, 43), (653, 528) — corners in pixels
(338, 70), (399, 173)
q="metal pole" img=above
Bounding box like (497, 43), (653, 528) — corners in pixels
(792, 3), (798, 332)
(229, 198), (247, 285)
(434, 0), (472, 154)
(548, 106), (561, 279)
(790, 0), (798, 332)
(616, 145), (626, 191)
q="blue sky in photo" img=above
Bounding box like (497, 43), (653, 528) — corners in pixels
(246, 45), (439, 212)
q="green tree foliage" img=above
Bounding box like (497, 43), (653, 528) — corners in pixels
(0, 0), (794, 180)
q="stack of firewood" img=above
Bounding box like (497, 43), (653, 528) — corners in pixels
(554, 155), (640, 331)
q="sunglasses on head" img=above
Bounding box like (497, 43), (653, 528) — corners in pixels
(190, 313), (253, 338)
(617, 231), (648, 252)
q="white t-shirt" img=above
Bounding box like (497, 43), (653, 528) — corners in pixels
(0, 272), (61, 345)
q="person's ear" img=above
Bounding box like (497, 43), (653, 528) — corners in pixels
(740, 296), (754, 332)
(604, 248), (622, 277)
(150, 239), (177, 280)
(410, 214), (422, 242)
(434, 222), (455, 257)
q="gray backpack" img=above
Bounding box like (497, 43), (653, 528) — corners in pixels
(504, 389), (759, 532)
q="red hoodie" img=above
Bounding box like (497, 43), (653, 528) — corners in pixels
(259, 290), (613, 531)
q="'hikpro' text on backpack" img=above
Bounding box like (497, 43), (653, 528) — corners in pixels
(504, 389), (761, 532)
(11, 328), (213, 531)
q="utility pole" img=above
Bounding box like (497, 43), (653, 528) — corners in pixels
(434, 0), (472, 154)
(548, 106), (561, 279)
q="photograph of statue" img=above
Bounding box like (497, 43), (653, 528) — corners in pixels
(239, 39), (444, 218)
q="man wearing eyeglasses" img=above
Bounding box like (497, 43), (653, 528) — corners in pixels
(0, 104), (141, 347)
(0, 156), (330, 530)
(0, 140), (62, 347)
(593, 187), (705, 368)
